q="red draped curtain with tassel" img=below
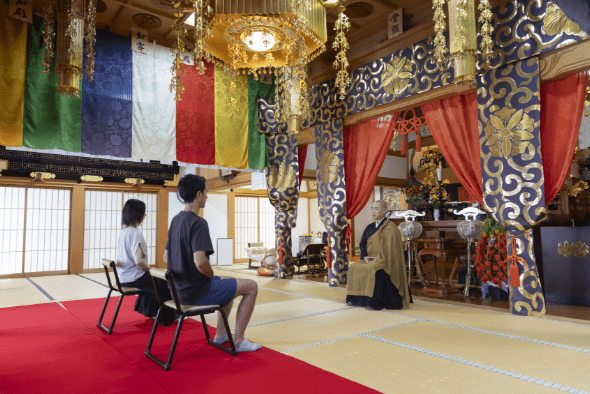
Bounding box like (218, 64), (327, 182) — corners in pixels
(421, 73), (588, 207)
(541, 73), (589, 203)
(422, 93), (483, 205)
(343, 114), (399, 250)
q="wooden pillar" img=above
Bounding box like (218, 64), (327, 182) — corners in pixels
(69, 184), (85, 274)
(227, 192), (235, 263)
(156, 189), (169, 268)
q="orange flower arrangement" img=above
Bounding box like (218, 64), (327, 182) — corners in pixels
(406, 185), (424, 206)
(472, 218), (508, 286)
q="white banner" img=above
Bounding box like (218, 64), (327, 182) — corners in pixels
(131, 28), (149, 54)
(9, 0), (32, 23)
(132, 43), (176, 161)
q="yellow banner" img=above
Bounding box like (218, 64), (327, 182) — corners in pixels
(214, 65), (249, 169)
(0, 0), (27, 146)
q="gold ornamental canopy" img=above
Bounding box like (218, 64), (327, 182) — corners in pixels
(205, 1), (328, 72)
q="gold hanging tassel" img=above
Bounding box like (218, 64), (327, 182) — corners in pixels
(42, 0), (56, 74)
(170, 3), (186, 101)
(333, 4), (351, 99)
(478, 0), (494, 68)
(275, 67), (286, 124)
(85, 0), (97, 82)
(432, 0), (448, 71)
(193, 0), (211, 75)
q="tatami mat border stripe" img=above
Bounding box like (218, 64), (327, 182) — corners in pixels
(259, 286), (590, 354)
(384, 310), (590, 355)
(77, 274), (110, 288)
(363, 334), (590, 394)
(281, 320), (420, 354)
(26, 278), (54, 301)
(241, 306), (351, 329)
(417, 297), (590, 328)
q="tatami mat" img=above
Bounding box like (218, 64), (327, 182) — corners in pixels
(2, 269), (590, 393)
(373, 321), (590, 392)
(287, 336), (567, 394)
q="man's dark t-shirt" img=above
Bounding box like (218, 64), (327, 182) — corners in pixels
(166, 211), (214, 304)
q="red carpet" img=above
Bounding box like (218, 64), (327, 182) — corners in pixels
(1, 298), (381, 394)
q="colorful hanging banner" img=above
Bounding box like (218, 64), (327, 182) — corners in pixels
(315, 118), (348, 286)
(82, 29), (132, 158)
(248, 74), (275, 169)
(0, 0), (27, 146)
(132, 43), (176, 161)
(23, 16), (82, 152)
(214, 65), (248, 169)
(478, 57), (546, 316)
(176, 61), (215, 165)
(131, 28), (149, 54)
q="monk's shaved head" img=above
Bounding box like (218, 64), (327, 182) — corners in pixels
(374, 200), (387, 210)
(371, 200), (388, 221)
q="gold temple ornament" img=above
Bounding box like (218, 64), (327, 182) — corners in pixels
(41, 0), (98, 98)
(432, 0), (494, 82)
(333, 3), (351, 99)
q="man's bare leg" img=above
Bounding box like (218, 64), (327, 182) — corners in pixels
(215, 299), (234, 338)
(232, 278), (258, 344)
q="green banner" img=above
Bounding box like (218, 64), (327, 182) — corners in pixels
(248, 75), (274, 169)
(23, 16), (81, 152)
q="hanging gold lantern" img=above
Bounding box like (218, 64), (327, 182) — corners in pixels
(55, 0), (85, 97)
(448, 0), (477, 84)
(432, 0), (493, 82)
(43, 0), (97, 97)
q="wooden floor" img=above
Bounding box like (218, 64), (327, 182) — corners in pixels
(294, 272), (590, 321)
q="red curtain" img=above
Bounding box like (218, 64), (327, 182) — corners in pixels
(298, 144), (308, 188)
(343, 114), (399, 220)
(422, 93), (484, 205)
(541, 73), (589, 203)
(176, 61), (215, 165)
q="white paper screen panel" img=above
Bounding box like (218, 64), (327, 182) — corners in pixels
(234, 197), (258, 259)
(0, 187), (26, 275)
(83, 191), (157, 270)
(24, 188), (71, 273)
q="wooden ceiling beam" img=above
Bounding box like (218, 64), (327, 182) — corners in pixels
(371, 0), (399, 10)
(109, 0), (132, 27)
(206, 173), (252, 192)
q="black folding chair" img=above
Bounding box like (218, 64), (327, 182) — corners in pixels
(97, 259), (144, 335)
(145, 268), (237, 371)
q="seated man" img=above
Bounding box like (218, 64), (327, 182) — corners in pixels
(346, 200), (409, 310)
(165, 174), (261, 352)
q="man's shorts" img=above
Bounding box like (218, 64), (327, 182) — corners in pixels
(194, 276), (237, 307)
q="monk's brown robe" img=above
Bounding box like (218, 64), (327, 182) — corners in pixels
(347, 220), (409, 309)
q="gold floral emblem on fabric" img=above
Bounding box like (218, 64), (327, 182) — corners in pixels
(484, 107), (535, 158)
(542, 2), (583, 36)
(319, 149), (342, 184)
(381, 56), (413, 97)
(557, 241), (589, 258)
(268, 161), (297, 193)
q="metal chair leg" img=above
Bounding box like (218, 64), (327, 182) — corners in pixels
(164, 316), (185, 371)
(97, 290), (124, 335)
(145, 307), (171, 370)
(201, 311), (237, 356)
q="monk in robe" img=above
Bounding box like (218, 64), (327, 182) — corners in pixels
(346, 200), (410, 310)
